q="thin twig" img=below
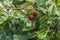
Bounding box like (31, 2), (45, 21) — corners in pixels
(0, 8), (32, 10)
(0, 8), (21, 10)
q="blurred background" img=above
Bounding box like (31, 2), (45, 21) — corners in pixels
(0, 0), (60, 40)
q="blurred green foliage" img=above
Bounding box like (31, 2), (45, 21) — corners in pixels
(0, 0), (60, 40)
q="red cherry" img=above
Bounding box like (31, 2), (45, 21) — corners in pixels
(51, 25), (55, 30)
(33, 12), (38, 17)
(28, 15), (34, 21)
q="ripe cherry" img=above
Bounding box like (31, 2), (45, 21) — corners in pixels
(28, 15), (34, 21)
(33, 12), (38, 17)
(51, 25), (55, 30)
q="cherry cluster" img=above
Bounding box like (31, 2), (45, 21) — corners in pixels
(28, 11), (38, 21)
(28, 11), (55, 30)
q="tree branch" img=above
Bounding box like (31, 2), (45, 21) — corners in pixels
(0, 8), (32, 10)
